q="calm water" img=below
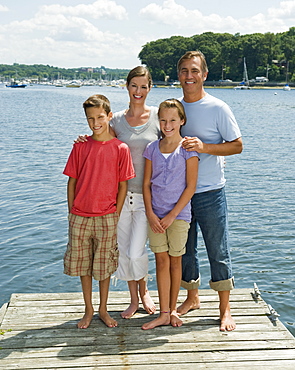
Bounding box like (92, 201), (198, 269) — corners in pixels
(0, 84), (294, 336)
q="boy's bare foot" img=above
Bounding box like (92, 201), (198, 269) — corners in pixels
(77, 307), (94, 329)
(220, 310), (236, 331)
(170, 311), (183, 327)
(140, 292), (156, 315)
(177, 296), (200, 316)
(142, 312), (170, 330)
(120, 302), (139, 319)
(99, 310), (118, 328)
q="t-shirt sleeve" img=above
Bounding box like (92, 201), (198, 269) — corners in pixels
(182, 147), (200, 161)
(143, 141), (155, 160)
(63, 145), (78, 178)
(217, 103), (241, 142)
(118, 143), (136, 182)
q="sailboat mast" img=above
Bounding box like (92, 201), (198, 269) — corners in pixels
(244, 57), (249, 86)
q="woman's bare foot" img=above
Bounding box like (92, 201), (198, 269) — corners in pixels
(142, 312), (170, 330)
(77, 307), (94, 329)
(99, 309), (118, 328)
(170, 310), (183, 327)
(120, 302), (139, 319)
(177, 296), (200, 316)
(140, 291), (156, 315)
(220, 310), (236, 331)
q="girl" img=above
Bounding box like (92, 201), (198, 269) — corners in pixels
(142, 99), (199, 330)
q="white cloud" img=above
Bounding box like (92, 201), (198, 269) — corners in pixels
(268, 1), (295, 19)
(1, 0), (294, 68)
(40, 0), (128, 20)
(140, 0), (295, 34)
(0, 5), (9, 12)
(0, 0), (133, 67)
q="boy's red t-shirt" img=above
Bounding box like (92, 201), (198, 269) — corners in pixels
(63, 137), (135, 217)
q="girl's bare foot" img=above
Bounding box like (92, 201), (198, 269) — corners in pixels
(120, 302), (139, 319)
(142, 312), (170, 330)
(170, 311), (183, 327)
(99, 309), (118, 328)
(140, 292), (156, 315)
(220, 310), (236, 331)
(78, 307), (94, 329)
(177, 296), (200, 316)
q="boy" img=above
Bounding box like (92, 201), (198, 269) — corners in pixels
(63, 94), (135, 329)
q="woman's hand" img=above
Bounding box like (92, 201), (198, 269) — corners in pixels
(74, 135), (88, 143)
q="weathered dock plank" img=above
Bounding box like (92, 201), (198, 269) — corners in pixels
(1, 288), (295, 369)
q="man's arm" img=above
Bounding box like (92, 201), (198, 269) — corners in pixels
(182, 136), (243, 156)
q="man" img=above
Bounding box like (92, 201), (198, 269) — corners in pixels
(178, 51), (243, 331)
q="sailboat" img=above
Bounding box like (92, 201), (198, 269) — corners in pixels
(283, 61), (291, 91)
(234, 58), (251, 90)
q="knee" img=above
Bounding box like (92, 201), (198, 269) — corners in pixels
(170, 256), (182, 271)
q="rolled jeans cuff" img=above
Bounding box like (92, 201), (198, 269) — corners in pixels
(181, 277), (201, 290)
(209, 276), (234, 291)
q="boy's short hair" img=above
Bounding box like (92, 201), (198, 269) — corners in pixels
(158, 98), (187, 126)
(83, 94), (111, 115)
(177, 50), (209, 74)
(126, 66), (153, 88)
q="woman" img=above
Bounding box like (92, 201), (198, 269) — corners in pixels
(111, 66), (160, 318)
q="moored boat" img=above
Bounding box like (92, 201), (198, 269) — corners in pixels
(6, 80), (27, 88)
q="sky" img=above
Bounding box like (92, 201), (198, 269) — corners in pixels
(0, 0), (295, 69)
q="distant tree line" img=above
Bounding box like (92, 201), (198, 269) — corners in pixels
(138, 28), (295, 82)
(0, 64), (130, 82)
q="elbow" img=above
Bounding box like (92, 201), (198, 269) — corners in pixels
(237, 143), (243, 154)
(235, 138), (243, 154)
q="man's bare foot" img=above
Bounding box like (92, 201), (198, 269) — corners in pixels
(177, 296), (200, 316)
(220, 310), (236, 331)
(140, 291), (156, 315)
(120, 302), (139, 319)
(77, 307), (94, 329)
(99, 310), (118, 328)
(170, 310), (183, 327)
(142, 312), (170, 330)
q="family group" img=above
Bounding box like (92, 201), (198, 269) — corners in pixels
(63, 51), (243, 332)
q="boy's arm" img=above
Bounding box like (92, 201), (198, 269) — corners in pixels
(160, 156), (199, 230)
(116, 181), (127, 216)
(67, 177), (77, 213)
(142, 158), (165, 233)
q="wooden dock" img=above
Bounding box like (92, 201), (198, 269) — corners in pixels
(1, 288), (295, 369)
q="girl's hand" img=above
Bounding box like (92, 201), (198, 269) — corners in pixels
(74, 134), (88, 143)
(147, 213), (165, 234)
(160, 213), (175, 230)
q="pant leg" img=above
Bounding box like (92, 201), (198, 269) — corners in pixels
(115, 192), (148, 281)
(197, 188), (234, 291)
(181, 188), (234, 291)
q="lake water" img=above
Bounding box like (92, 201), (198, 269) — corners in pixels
(0, 84), (294, 336)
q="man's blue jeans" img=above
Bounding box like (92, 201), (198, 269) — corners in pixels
(181, 187), (234, 291)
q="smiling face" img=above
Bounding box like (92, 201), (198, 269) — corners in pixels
(178, 56), (208, 100)
(158, 107), (184, 138)
(127, 75), (151, 104)
(85, 106), (113, 141)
